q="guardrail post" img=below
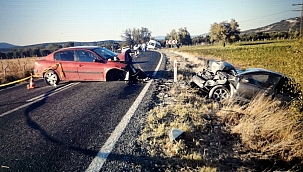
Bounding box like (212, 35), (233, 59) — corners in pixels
(0, 62), (2, 78)
(4, 64), (9, 77)
(18, 60), (21, 69)
(174, 60), (177, 82)
(23, 62), (27, 74)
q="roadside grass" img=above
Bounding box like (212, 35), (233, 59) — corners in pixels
(141, 85), (303, 170)
(139, 43), (303, 171)
(219, 94), (303, 162)
(178, 39), (303, 88)
(0, 58), (36, 85)
(178, 38), (303, 119)
(140, 85), (219, 171)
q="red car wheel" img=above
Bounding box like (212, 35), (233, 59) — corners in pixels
(44, 70), (60, 85)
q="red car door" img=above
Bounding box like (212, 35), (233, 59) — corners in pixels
(75, 50), (105, 81)
(54, 50), (79, 80)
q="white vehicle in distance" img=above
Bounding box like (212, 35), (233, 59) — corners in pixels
(133, 44), (141, 51)
(147, 40), (161, 50)
(121, 46), (130, 53)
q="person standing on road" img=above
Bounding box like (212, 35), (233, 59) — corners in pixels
(141, 43), (146, 52)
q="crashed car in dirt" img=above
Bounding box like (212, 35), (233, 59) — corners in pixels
(190, 60), (297, 103)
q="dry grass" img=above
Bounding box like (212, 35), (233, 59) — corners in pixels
(218, 95), (303, 162)
(140, 85), (219, 171)
(139, 49), (303, 171)
(0, 58), (36, 84)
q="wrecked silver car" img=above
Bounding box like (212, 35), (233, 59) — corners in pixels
(190, 60), (297, 103)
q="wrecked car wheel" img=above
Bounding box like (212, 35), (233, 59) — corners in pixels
(106, 70), (125, 81)
(209, 86), (230, 101)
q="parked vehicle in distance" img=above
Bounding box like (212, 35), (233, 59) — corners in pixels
(34, 46), (128, 85)
(147, 40), (161, 50)
(133, 44), (141, 51)
(190, 60), (298, 103)
(121, 46), (130, 53)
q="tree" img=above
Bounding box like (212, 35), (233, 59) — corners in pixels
(12, 49), (20, 58)
(178, 27), (192, 45)
(209, 19), (241, 46)
(192, 35), (211, 45)
(23, 48), (31, 57)
(6, 52), (13, 59)
(0, 52), (7, 59)
(64, 42), (74, 48)
(228, 19), (241, 43)
(166, 27), (192, 46)
(121, 28), (134, 46)
(139, 27), (151, 43)
(166, 29), (179, 40)
(47, 44), (63, 52)
(40, 49), (51, 56)
(121, 27), (152, 47)
(30, 47), (41, 57)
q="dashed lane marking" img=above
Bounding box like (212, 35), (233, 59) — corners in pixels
(0, 82), (80, 118)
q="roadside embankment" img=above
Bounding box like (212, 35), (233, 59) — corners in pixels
(138, 49), (303, 171)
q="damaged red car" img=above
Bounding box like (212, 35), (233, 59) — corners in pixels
(34, 46), (129, 85)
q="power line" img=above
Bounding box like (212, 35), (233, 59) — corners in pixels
(239, 9), (295, 23)
(292, 3), (303, 36)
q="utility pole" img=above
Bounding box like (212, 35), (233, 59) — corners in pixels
(292, 2), (303, 36)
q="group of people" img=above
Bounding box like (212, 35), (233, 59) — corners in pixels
(134, 43), (147, 56)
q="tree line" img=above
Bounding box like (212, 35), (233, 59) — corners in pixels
(121, 19), (301, 49)
(0, 43), (67, 59)
(1, 18), (301, 59)
(0, 41), (119, 59)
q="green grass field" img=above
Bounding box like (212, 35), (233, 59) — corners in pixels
(178, 38), (303, 118)
(178, 39), (303, 88)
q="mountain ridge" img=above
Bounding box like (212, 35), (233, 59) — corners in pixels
(0, 42), (18, 49)
(241, 17), (300, 34)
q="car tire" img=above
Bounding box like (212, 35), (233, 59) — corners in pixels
(106, 70), (125, 81)
(209, 85), (230, 101)
(44, 70), (60, 85)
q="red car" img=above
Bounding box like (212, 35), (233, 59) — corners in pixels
(34, 46), (129, 85)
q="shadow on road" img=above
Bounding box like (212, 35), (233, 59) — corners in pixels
(24, 91), (98, 157)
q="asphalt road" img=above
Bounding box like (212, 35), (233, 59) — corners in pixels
(0, 50), (163, 172)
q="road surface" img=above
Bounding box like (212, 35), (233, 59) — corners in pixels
(0, 50), (163, 172)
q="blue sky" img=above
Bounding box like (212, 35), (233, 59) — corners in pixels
(0, 0), (302, 46)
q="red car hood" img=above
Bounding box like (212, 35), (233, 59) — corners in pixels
(117, 52), (126, 62)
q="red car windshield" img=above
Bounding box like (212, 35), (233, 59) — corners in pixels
(92, 47), (117, 60)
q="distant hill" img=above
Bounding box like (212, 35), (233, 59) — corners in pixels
(241, 17), (301, 34)
(0, 42), (17, 49)
(0, 17), (300, 51)
(0, 40), (122, 52)
(154, 36), (166, 40)
(160, 17), (301, 39)
(20, 40), (122, 49)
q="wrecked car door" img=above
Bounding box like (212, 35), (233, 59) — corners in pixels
(235, 72), (281, 101)
(274, 76), (297, 102)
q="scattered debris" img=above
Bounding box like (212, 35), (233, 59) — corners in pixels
(1, 165), (9, 169)
(168, 128), (184, 142)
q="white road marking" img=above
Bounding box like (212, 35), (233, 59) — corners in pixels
(26, 83), (78, 102)
(0, 82), (80, 118)
(85, 52), (163, 172)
